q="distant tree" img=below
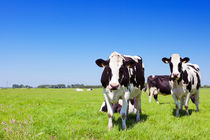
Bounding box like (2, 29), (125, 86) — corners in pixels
(203, 85), (210, 88)
(37, 85), (51, 88)
(12, 84), (20, 88)
(12, 84), (32, 88)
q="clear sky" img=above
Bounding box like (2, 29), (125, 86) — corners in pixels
(0, 0), (209, 87)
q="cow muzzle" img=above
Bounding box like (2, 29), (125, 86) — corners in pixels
(110, 83), (119, 90)
(170, 73), (180, 80)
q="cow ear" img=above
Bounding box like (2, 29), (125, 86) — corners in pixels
(162, 57), (170, 64)
(95, 59), (108, 67)
(182, 57), (190, 63)
(125, 59), (136, 68)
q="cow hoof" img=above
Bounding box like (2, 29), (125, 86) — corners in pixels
(108, 126), (113, 131)
(176, 114), (180, 117)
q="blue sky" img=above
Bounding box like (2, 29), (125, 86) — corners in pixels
(0, 0), (209, 87)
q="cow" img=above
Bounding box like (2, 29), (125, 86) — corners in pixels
(100, 99), (137, 114)
(95, 52), (145, 130)
(147, 75), (196, 104)
(162, 54), (201, 117)
(147, 75), (171, 104)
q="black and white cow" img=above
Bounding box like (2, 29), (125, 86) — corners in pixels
(147, 75), (171, 104)
(147, 75), (196, 104)
(162, 54), (201, 117)
(96, 52), (145, 130)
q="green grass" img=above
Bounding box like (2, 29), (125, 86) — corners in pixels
(0, 88), (210, 139)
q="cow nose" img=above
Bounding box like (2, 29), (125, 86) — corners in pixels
(110, 83), (119, 90)
(173, 73), (179, 78)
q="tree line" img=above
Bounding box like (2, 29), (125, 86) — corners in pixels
(12, 84), (102, 88)
(11, 84), (210, 89)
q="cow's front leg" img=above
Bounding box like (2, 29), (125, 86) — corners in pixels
(120, 90), (130, 130)
(149, 88), (153, 103)
(135, 94), (142, 122)
(120, 98), (128, 130)
(185, 92), (191, 116)
(171, 91), (179, 117)
(180, 96), (185, 110)
(103, 92), (114, 131)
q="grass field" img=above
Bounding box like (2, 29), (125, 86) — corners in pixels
(0, 88), (210, 140)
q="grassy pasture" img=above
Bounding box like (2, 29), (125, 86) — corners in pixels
(0, 88), (210, 140)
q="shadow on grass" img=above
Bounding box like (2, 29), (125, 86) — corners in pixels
(172, 109), (198, 117)
(159, 102), (171, 105)
(113, 113), (148, 130)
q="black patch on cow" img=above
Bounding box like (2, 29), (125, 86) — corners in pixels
(123, 56), (145, 90)
(119, 65), (129, 87)
(187, 82), (192, 92)
(178, 62), (182, 72)
(183, 70), (189, 84)
(130, 99), (135, 105)
(147, 75), (171, 95)
(101, 102), (122, 113)
(134, 59), (145, 89)
(169, 62), (173, 73)
(101, 66), (112, 88)
(188, 65), (199, 71)
(192, 77), (194, 85)
(196, 73), (201, 90)
(190, 94), (196, 104)
(112, 103), (122, 113)
(177, 72), (183, 84)
(154, 95), (158, 100)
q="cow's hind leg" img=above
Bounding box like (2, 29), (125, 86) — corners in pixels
(154, 94), (159, 104)
(195, 90), (199, 111)
(135, 94), (142, 122)
(185, 93), (191, 116)
(149, 88), (153, 103)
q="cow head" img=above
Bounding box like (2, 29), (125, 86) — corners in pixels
(162, 54), (190, 81)
(96, 52), (136, 90)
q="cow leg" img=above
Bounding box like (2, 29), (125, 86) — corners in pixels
(120, 90), (130, 130)
(180, 96), (185, 110)
(149, 88), (153, 103)
(120, 98), (128, 130)
(103, 92), (114, 131)
(99, 101), (106, 112)
(185, 93), (191, 116)
(171, 92), (179, 117)
(154, 94), (159, 104)
(135, 94), (141, 122)
(149, 87), (155, 103)
(195, 91), (199, 111)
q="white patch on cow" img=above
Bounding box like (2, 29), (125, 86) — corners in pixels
(108, 52), (124, 89)
(171, 54), (181, 78)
